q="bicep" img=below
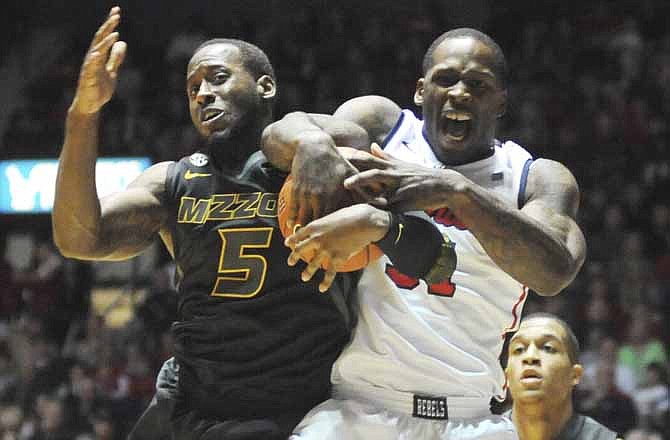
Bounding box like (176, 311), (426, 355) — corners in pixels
(333, 95), (402, 146)
(305, 114), (370, 151)
(95, 162), (171, 260)
(521, 159), (586, 262)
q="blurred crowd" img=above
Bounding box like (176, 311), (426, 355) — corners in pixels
(1, 0), (668, 439)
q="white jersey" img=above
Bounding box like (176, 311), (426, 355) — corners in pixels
(332, 110), (532, 402)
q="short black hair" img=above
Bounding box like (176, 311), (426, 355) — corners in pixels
(193, 38), (276, 83)
(521, 312), (580, 363)
(422, 28), (507, 89)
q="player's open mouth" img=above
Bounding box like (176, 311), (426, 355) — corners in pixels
(442, 110), (472, 142)
(520, 369), (543, 385)
(202, 108), (225, 123)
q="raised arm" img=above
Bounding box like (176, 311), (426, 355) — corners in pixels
(52, 7), (170, 261)
(345, 152), (586, 296)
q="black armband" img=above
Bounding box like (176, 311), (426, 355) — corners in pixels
(374, 213), (447, 279)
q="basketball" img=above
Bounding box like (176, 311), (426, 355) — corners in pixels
(277, 174), (383, 272)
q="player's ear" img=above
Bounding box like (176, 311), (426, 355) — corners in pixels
(256, 75), (276, 100)
(496, 89), (507, 118)
(414, 78), (425, 106)
(571, 363), (584, 386)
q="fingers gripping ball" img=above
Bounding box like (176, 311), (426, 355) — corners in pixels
(278, 175), (383, 272)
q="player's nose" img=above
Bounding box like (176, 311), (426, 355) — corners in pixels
(448, 81), (472, 104)
(196, 81), (215, 106)
(521, 345), (541, 365)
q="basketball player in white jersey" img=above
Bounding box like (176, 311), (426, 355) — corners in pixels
(262, 28), (587, 439)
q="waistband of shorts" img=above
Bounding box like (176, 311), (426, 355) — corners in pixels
(333, 382), (492, 419)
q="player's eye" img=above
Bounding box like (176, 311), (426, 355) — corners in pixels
(213, 73), (229, 84)
(467, 79), (485, 89)
(512, 345), (524, 355)
(189, 86), (199, 97)
(433, 73), (458, 87)
(543, 344), (556, 353)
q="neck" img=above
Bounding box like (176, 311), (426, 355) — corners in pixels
(513, 399), (574, 440)
(422, 129), (496, 166)
(207, 117), (268, 174)
(437, 143), (495, 166)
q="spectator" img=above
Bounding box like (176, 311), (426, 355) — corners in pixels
(89, 407), (119, 440)
(12, 240), (67, 345)
(0, 405), (22, 440)
(580, 336), (637, 397)
(24, 395), (74, 440)
(618, 304), (668, 383)
(578, 362), (638, 435)
(632, 362), (669, 433)
(624, 428), (665, 440)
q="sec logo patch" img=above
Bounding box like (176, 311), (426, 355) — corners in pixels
(189, 153), (209, 167)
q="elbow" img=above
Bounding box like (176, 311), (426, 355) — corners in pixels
(52, 224), (71, 257)
(52, 232), (82, 259)
(260, 123), (294, 172)
(532, 255), (585, 297)
(52, 224), (99, 260)
(533, 234), (587, 296)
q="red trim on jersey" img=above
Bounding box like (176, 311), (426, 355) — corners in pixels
(502, 286), (528, 335)
(499, 286), (529, 396)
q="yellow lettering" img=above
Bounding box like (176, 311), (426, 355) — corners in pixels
(206, 194), (235, 221)
(177, 197), (210, 224)
(257, 193), (278, 218)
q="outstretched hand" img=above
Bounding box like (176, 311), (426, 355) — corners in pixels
(344, 143), (458, 212)
(71, 6), (127, 115)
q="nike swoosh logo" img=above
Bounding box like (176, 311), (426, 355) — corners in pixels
(394, 222), (404, 245)
(184, 170), (212, 180)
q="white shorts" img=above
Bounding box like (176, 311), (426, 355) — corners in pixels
(290, 387), (517, 440)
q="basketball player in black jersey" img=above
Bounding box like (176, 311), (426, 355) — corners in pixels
(505, 313), (621, 440)
(53, 7), (446, 440)
(52, 7), (365, 440)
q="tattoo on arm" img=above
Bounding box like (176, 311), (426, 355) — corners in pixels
(447, 160), (585, 295)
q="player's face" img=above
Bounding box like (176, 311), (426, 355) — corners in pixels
(187, 43), (261, 140)
(505, 318), (582, 406)
(416, 36), (506, 165)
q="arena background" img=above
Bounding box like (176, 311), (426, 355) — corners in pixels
(0, 0), (668, 438)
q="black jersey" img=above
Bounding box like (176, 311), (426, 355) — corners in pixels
(504, 410), (619, 440)
(164, 151), (357, 419)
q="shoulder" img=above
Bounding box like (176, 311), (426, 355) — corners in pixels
(127, 161), (174, 196)
(577, 414), (619, 440)
(523, 158), (580, 216)
(333, 95), (402, 145)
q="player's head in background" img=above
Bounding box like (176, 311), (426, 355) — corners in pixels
(186, 39), (277, 165)
(415, 28), (507, 166)
(505, 313), (583, 437)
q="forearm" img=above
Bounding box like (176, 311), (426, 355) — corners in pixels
(443, 178), (579, 295)
(52, 109), (103, 257)
(261, 112), (369, 171)
(261, 112), (323, 171)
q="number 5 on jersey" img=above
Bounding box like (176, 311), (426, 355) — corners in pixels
(210, 227), (273, 298)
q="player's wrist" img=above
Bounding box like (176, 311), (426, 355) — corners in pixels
(368, 207), (392, 243)
(436, 169), (472, 206)
(373, 211), (399, 248)
(374, 213), (445, 278)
